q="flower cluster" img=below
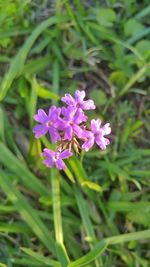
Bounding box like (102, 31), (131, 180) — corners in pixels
(33, 90), (111, 170)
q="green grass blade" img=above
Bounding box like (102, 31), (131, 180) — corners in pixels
(52, 59), (60, 101)
(0, 16), (68, 100)
(11, 258), (46, 266)
(127, 28), (150, 45)
(69, 228), (150, 267)
(0, 142), (47, 195)
(0, 105), (6, 143)
(0, 171), (56, 254)
(55, 242), (70, 267)
(51, 170), (64, 244)
(107, 201), (150, 212)
(0, 222), (30, 233)
(28, 76), (38, 128)
(51, 169), (70, 266)
(68, 241), (108, 267)
(74, 185), (95, 239)
(69, 157), (101, 192)
(21, 247), (61, 267)
(119, 63), (150, 97)
(74, 185), (101, 267)
(68, 157), (87, 183)
(105, 229), (150, 245)
(37, 87), (60, 101)
(135, 5), (150, 20)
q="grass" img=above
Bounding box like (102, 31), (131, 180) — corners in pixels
(0, 1), (150, 266)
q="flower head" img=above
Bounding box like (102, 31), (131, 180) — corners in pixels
(42, 148), (72, 170)
(61, 106), (87, 140)
(61, 90), (96, 110)
(33, 89), (111, 171)
(91, 119), (111, 150)
(33, 106), (61, 142)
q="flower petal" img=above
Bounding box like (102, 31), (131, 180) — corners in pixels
(74, 90), (85, 102)
(64, 126), (73, 141)
(101, 123), (111, 135)
(82, 99), (96, 110)
(49, 127), (61, 143)
(56, 158), (66, 170)
(82, 138), (94, 151)
(49, 106), (61, 120)
(33, 124), (48, 138)
(95, 136), (110, 150)
(61, 93), (75, 105)
(60, 149), (72, 159)
(34, 109), (48, 123)
(43, 159), (54, 168)
(91, 119), (101, 133)
(74, 108), (87, 124)
(42, 148), (55, 157)
(73, 124), (83, 138)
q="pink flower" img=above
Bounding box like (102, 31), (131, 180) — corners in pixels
(91, 119), (111, 150)
(61, 106), (87, 140)
(61, 90), (96, 110)
(42, 149), (72, 170)
(33, 89), (111, 171)
(33, 106), (61, 142)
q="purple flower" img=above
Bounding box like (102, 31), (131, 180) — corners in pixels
(33, 106), (61, 142)
(81, 130), (94, 152)
(91, 119), (111, 150)
(61, 90), (96, 110)
(61, 106), (87, 140)
(42, 148), (72, 170)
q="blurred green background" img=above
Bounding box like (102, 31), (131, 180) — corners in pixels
(0, 1), (150, 266)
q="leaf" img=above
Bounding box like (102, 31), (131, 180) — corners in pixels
(0, 142), (47, 195)
(135, 40), (150, 58)
(105, 229), (150, 244)
(28, 76), (38, 127)
(68, 240), (108, 267)
(81, 180), (102, 192)
(119, 63), (150, 96)
(127, 210), (150, 227)
(109, 71), (127, 87)
(89, 89), (107, 106)
(55, 242), (70, 267)
(37, 86), (60, 100)
(96, 9), (116, 27)
(64, 166), (75, 183)
(0, 171), (56, 254)
(21, 247), (61, 267)
(11, 257), (44, 266)
(68, 156), (88, 183)
(107, 201), (150, 212)
(135, 5), (150, 20)
(0, 16), (68, 100)
(23, 56), (51, 75)
(0, 222), (30, 233)
(127, 28), (150, 45)
(124, 19), (144, 37)
(51, 169), (70, 266)
(74, 186), (95, 240)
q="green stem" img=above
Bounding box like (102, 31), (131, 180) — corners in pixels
(51, 169), (70, 267)
(51, 169), (63, 244)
